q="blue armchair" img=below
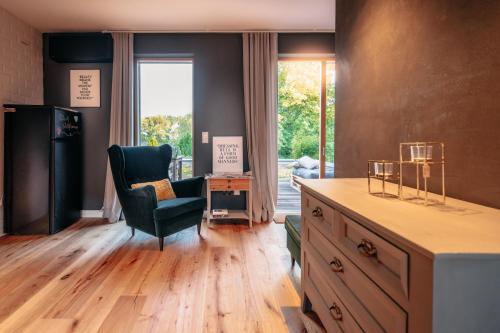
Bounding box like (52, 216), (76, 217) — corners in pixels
(107, 144), (205, 250)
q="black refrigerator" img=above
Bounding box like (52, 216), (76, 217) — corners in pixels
(4, 105), (82, 234)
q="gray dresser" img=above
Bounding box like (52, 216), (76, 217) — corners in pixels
(300, 178), (500, 333)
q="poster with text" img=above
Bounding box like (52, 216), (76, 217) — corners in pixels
(70, 69), (101, 107)
(213, 136), (243, 175)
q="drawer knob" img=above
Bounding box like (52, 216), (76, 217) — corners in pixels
(357, 239), (377, 258)
(329, 303), (343, 321)
(329, 257), (343, 273)
(312, 207), (323, 217)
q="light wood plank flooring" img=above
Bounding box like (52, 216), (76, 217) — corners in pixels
(0, 219), (304, 333)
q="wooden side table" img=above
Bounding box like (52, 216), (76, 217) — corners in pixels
(205, 175), (253, 228)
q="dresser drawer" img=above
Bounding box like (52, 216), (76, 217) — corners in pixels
(337, 212), (409, 301)
(209, 178), (249, 191)
(302, 191), (337, 239)
(305, 224), (407, 333)
(303, 254), (363, 333)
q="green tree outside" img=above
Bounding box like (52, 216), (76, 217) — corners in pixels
(140, 61), (335, 165)
(278, 61), (335, 162)
(140, 114), (192, 158)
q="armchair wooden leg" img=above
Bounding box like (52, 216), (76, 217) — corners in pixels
(291, 257), (296, 267)
(158, 237), (164, 251)
(197, 221), (202, 236)
(131, 227), (135, 237)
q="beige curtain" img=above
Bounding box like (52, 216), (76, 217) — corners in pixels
(102, 32), (134, 222)
(242, 32), (278, 222)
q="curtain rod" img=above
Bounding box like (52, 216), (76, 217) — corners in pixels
(101, 29), (334, 34)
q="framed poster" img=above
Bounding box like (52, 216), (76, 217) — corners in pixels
(70, 69), (101, 107)
(213, 136), (243, 175)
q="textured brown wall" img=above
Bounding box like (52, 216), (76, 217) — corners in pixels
(335, 0), (500, 208)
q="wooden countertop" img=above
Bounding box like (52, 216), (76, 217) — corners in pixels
(299, 178), (500, 258)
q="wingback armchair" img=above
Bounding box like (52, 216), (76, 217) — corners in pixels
(107, 144), (205, 250)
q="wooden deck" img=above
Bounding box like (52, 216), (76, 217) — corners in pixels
(0, 219), (304, 333)
(277, 180), (301, 213)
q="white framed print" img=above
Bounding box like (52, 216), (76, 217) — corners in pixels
(70, 69), (101, 107)
(213, 136), (243, 175)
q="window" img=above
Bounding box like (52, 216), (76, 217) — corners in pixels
(325, 60), (336, 174)
(276, 57), (335, 213)
(277, 58), (335, 178)
(137, 59), (193, 178)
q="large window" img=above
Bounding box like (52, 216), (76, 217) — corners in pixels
(138, 59), (193, 178)
(276, 58), (335, 213)
(277, 59), (335, 178)
(325, 60), (336, 171)
(278, 61), (321, 162)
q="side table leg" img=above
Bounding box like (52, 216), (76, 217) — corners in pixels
(207, 179), (212, 228)
(248, 186), (253, 228)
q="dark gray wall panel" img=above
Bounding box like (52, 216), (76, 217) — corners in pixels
(43, 32), (334, 210)
(278, 33), (335, 54)
(43, 34), (112, 209)
(135, 33), (248, 209)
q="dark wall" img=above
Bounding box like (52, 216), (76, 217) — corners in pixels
(278, 33), (335, 54)
(43, 34), (112, 209)
(43, 32), (334, 210)
(135, 33), (247, 209)
(335, 0), (500, 208)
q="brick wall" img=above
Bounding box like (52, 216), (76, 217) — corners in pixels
(0, 6), (43, 234)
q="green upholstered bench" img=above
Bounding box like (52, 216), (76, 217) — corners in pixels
(285, 215), (301, 267)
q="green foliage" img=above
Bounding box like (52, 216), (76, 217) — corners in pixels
(140, 61), (335, 163)
(325, 62), (336, 163)
(278, 61), (335, 161)
(177, 132), (192, 157)
(140, 114), (192, 157)
(292, 135), (319, 158)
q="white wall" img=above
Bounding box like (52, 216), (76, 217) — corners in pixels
(0, 6), (43, 234)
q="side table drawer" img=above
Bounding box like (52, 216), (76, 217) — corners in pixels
(337, 212), (409, 302)
(228, 178), (250, 190)
(209, 178), (249, 191)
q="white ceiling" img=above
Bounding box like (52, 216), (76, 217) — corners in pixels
(0, 0), (335, 33)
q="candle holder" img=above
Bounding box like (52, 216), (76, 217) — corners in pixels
(368, 160), (400, 198)
(410, 145), (433, 162)
(399, 142), (445, 205)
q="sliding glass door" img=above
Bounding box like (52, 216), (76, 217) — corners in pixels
(322, 60), (336, 178)
(137, 59), (193, 178)
(277, 58), (335, 177)
(276, 57), (335, 212)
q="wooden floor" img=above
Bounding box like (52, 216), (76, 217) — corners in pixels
(0, 219), (304, 333)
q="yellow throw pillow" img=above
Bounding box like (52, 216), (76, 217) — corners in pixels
(131, 178), (176, 201)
